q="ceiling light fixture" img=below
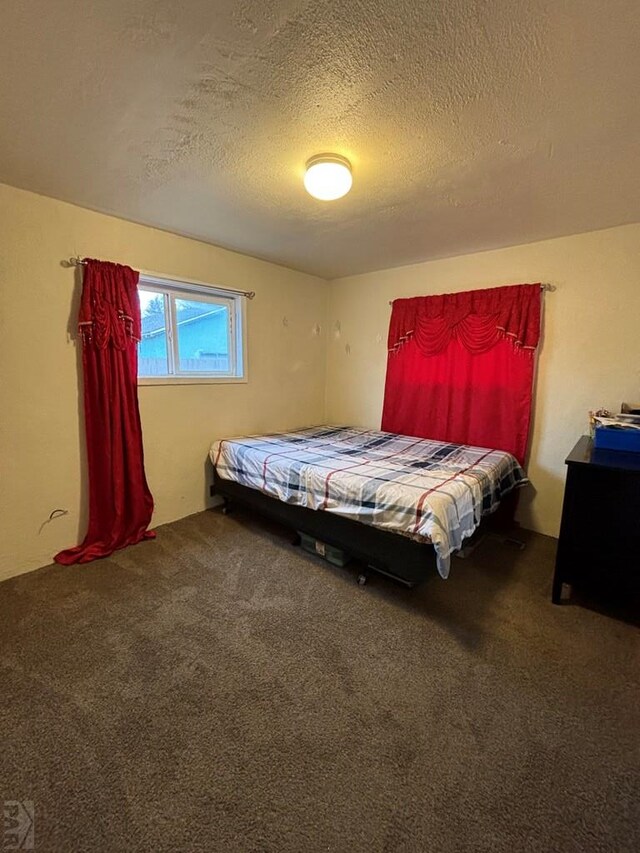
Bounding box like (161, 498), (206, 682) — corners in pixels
(304, 154), (352, 201)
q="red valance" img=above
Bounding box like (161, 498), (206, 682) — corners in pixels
(388, 283), (541, 357)
(78, 259), (141, 347)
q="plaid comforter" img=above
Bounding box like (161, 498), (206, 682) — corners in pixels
(210, 426), (527, 578)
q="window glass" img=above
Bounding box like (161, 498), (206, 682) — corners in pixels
(139, 290), (169, 376)
(175, 298), (230, 373)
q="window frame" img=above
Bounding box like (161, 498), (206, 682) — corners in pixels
(137, 273), (247, 386)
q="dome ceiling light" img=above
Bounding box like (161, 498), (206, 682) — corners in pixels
(304, 154), (352, 201)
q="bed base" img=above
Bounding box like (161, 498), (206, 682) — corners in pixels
(212, 471), (441, 587)
(212, 472), (519, 588)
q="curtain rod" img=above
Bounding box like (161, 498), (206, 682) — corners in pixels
(63, 256), (256, 300)
(388, 283), (555, 306)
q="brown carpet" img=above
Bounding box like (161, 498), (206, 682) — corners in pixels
(0, 509), (638, 853)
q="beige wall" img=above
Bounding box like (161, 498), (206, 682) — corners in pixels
(325, 224), (640, 538)
(0, 183), (327, 581)
(1, 181), (638, 581)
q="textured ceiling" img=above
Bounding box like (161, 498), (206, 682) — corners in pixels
(1, 0), (639, 278)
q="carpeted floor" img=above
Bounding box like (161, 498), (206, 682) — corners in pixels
(1, 509), (638, 853)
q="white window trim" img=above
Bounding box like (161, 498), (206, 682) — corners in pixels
(137, 273), (248, 386)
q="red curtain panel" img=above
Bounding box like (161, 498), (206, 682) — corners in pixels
(381, 284), (541, 464)
(55, 260), (155, 565)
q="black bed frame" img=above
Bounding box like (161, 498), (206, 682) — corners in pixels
(212, 470), (518, 587)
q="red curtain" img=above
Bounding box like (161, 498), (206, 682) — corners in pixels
(381, 284), (541, 464)
(55, 260), (155, 565)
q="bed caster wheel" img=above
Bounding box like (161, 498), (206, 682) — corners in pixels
(291, 533), (301, 547)
(357, 573), (368, 587)
(221, 502), (231, 515)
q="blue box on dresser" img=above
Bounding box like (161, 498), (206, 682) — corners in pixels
(594, 425), (640, 453)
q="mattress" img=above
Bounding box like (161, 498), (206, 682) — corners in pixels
(210, 426), (527, 578)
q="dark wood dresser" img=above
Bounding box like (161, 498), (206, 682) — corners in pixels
(553, 436), (640, 606)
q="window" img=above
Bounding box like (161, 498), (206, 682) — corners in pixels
(137, 275), (245, 382)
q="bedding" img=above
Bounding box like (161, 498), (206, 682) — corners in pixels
(210, 426), (527, 578)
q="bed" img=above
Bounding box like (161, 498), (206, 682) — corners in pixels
(209, 426), (527, 586)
